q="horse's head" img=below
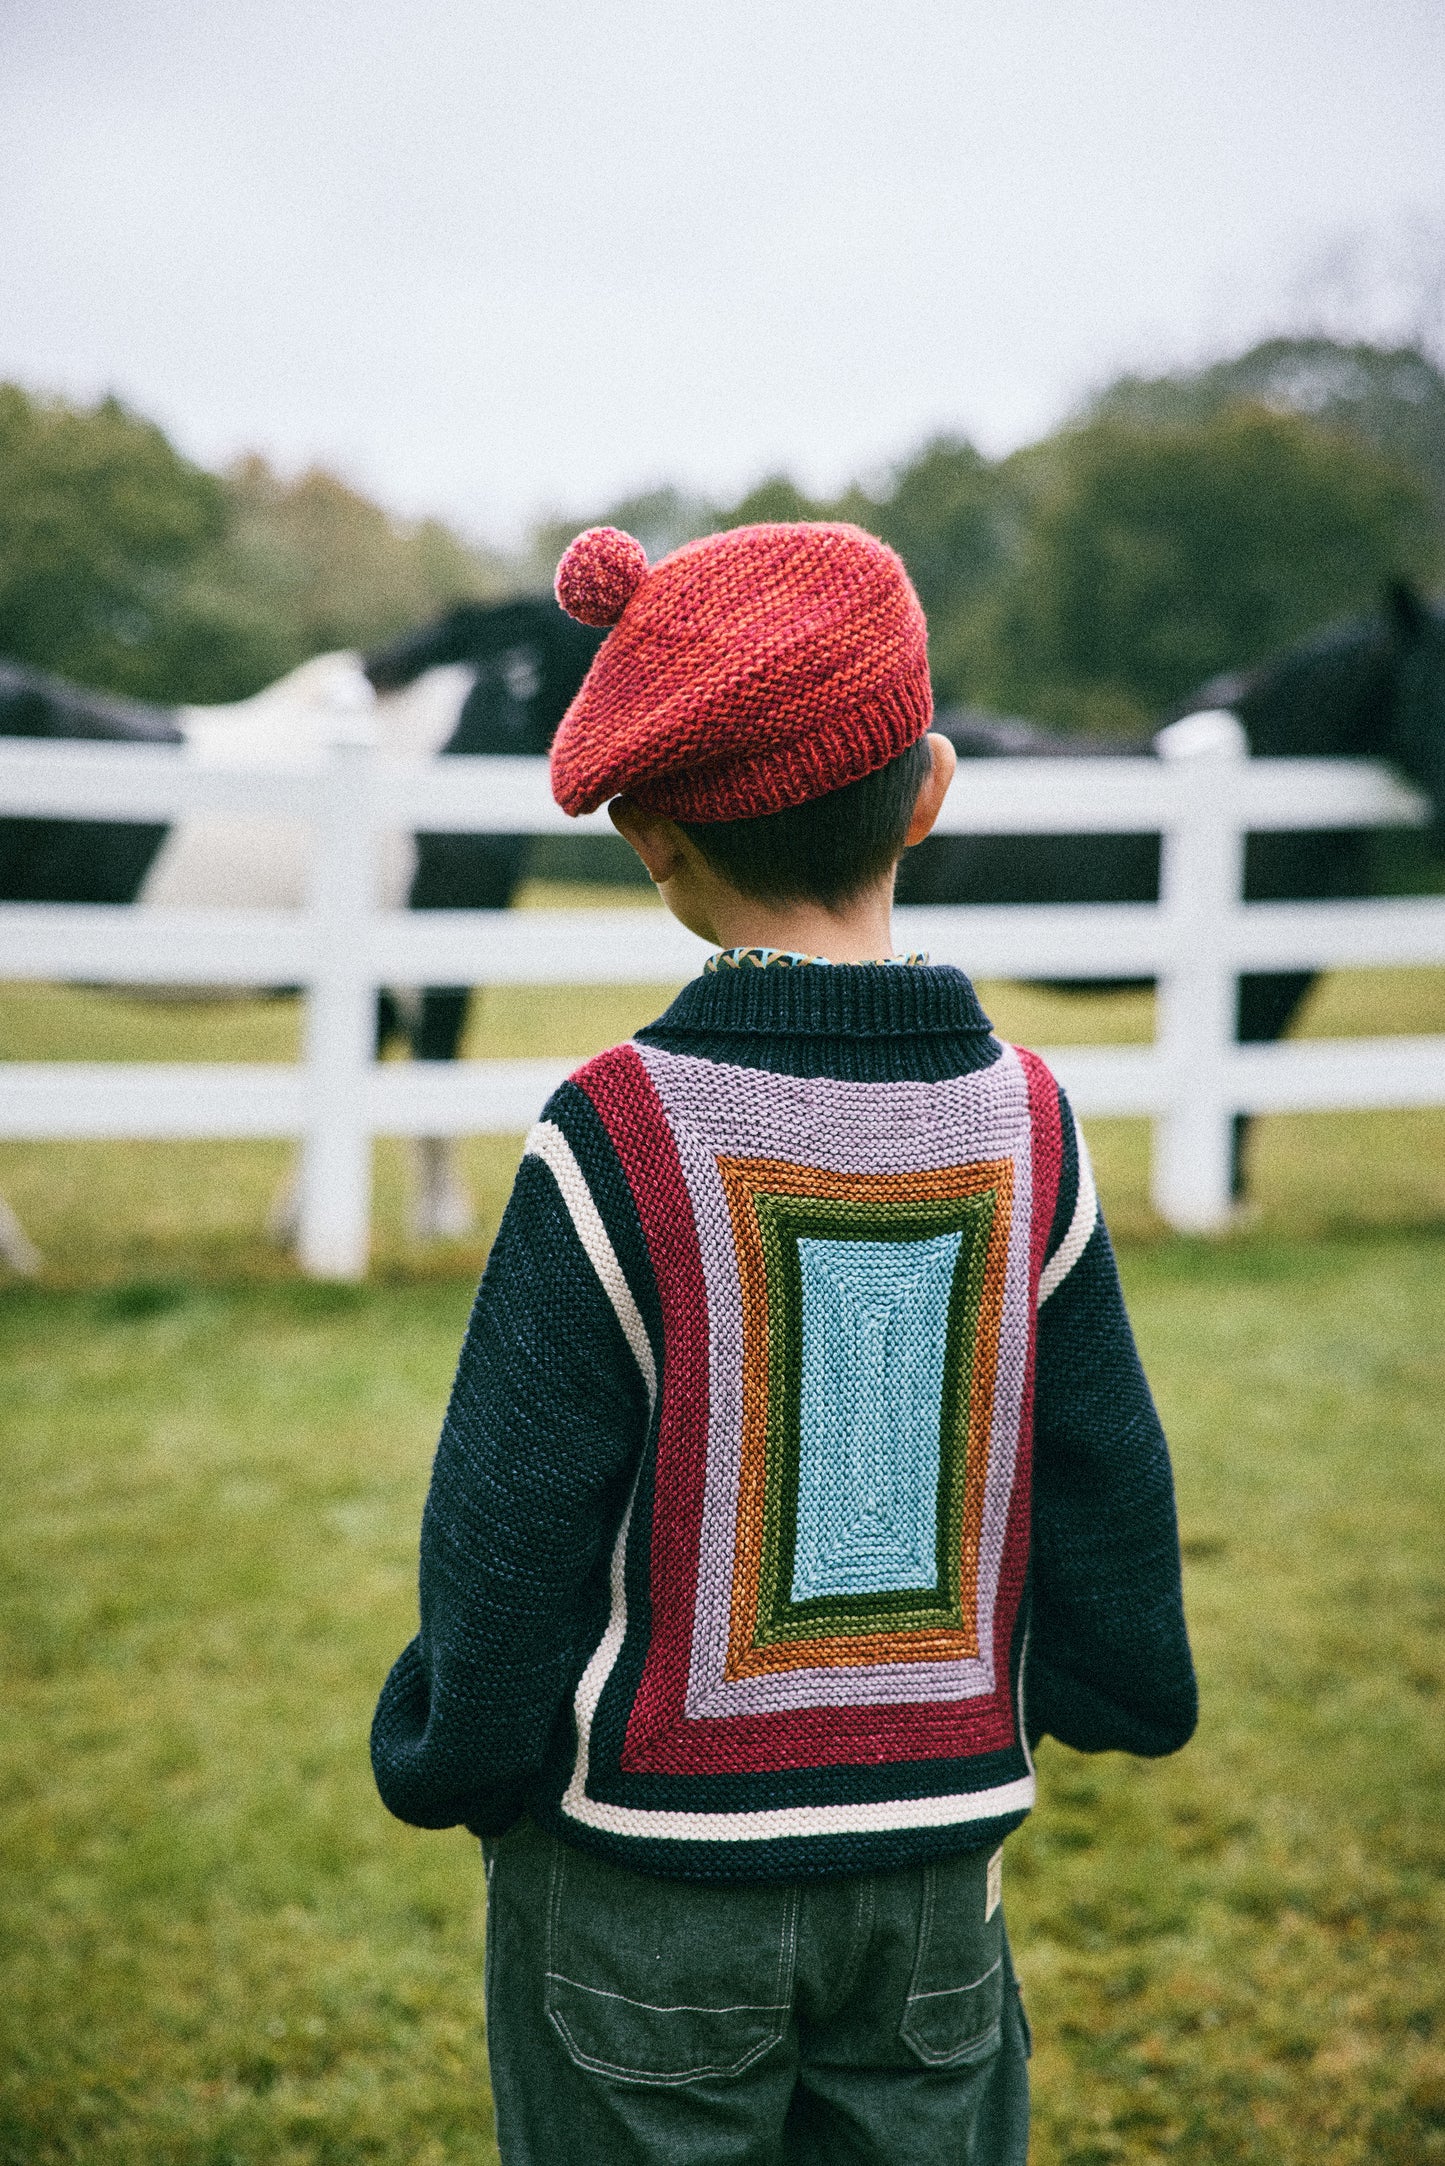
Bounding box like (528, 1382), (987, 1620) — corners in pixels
(365, 606), (496, 691)
(364, 598), (603, 752)
(1385, 582), (1445, 848)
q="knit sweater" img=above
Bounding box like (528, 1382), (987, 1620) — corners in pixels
(372, 964), (1196, 1882)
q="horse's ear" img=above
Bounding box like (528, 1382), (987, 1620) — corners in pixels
(1386, 579), (1430, 642)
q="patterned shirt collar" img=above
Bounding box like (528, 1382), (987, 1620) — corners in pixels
(704, 946), (930, 973)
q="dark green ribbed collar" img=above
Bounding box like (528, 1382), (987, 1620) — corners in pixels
(641, 962), (994, 1042)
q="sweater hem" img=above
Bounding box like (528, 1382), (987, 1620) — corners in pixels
(529, 1796), (1035, 1885)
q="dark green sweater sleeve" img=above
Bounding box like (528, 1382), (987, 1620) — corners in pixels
(1025, 1105), (1198, 1758)
(370, 1107), (652, 1835)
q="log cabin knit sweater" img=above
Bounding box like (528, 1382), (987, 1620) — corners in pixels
(371, 963), (1196, 1882)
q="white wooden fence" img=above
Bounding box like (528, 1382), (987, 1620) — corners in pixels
(2, 713), (1443, 1276)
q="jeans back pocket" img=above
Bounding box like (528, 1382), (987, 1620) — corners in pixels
(898, 1850), (1005, 2068)
(544, 1838), (798, 2087)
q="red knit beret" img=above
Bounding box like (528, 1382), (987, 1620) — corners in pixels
(549, 521), (932, 821)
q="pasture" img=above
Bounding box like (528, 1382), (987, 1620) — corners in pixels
(2, 940), (1443, 2164)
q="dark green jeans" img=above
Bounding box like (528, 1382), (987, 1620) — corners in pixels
(482, 1820), (1030, 2165)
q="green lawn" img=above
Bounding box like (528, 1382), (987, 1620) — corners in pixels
(2, 958), (1443, 2163)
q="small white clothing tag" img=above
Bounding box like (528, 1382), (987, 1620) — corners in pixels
(985, 1846), (1003, 1921)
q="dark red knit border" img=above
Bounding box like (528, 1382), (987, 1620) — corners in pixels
(998, 1047), (1065, 1698)
(578, 1044), (1033, 1780)
(574, 1046), (712, 1760)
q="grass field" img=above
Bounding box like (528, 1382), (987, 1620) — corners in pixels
(2, 950), (1443, 2163)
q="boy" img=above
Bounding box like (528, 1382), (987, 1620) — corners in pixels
(372, 521), (1196, 2165)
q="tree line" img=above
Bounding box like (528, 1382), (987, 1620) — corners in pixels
(2, 337), (1442, 733)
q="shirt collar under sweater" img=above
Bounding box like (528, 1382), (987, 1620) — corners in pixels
(704, 945), (930, 972)
(636, 961), (999, 1085)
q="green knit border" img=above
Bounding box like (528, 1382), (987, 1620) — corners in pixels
(751, 1187), (998, 1649)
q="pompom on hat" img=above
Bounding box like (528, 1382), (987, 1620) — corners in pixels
(549, 521), (932, 822)
(553, 524), (649, 627)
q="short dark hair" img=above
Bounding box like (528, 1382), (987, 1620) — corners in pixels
(679, 735), (933, 909)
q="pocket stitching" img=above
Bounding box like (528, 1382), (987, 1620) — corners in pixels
(907, 1957), (1003, 2002)
(543, 1846), (798, 2085)
(901, 1861), (938, 2014)
(901, 2011), (1004, 2070)
(546, 2003), (788, 2087)
(546, 1973), (791, 2017)
(899, 1862), (1005, 2068)
(774, 1884), (800, 2016)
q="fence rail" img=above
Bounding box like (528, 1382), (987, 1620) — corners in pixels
(2, 716), (1442, 1275)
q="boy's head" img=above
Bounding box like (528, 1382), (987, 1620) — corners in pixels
(674, 735), (935, 910)
(549, 520), (947, 918)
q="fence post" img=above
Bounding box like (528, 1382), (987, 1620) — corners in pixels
(297, 707), (377, 1279)
(1150, 712), (1248, 1232)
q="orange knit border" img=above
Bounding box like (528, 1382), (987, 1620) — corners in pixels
(715, 1155), (1013, 1682)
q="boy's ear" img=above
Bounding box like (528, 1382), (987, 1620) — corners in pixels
(905, 733), (957, 847)
(608, 797), (688, 885)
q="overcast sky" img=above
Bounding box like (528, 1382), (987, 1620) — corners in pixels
(3, 0), (1443, 540)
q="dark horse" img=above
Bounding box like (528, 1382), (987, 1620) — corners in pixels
(899, 582), (1445, 1189)
(364, 600), (604, 1060)
(369, 582), (1445, 1200)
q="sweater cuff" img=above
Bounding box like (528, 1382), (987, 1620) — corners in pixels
(1025, 1650), (1197, 1759)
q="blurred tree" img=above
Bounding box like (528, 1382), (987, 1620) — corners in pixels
(861, 437), (1013, 709)
(0, 384), (225, 698)
(170, 457), (508, 700)
(721, 473), (828, 526)
(975, 404), (1438, 736)
(7, 345), (1404, 728)
(1090, 338), (1445, 520)
(0, 387), (509, 704)
(529, 473), (839, 592)
(529, 485), (715, 585)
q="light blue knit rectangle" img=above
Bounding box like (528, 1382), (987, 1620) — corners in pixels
(790, 1231), (962, 1602)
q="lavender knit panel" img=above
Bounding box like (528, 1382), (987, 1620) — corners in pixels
(633, 1042), (1035, 1721)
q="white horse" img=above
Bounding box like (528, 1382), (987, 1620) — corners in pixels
(0, 649), (484, 1270)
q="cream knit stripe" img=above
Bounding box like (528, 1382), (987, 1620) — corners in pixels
(523, 1118), (656, 1835)
(560, 1766), (1037, 1845)
(527, 1108), (1038, 1844)
(1038, 1111), (1097, 1306)
(522, 1120), (658, 1406)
